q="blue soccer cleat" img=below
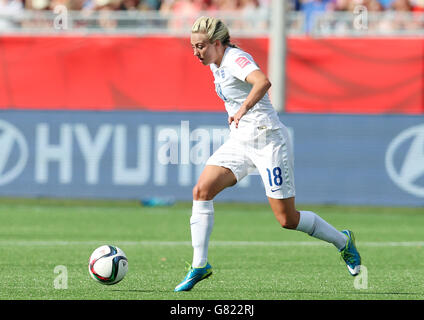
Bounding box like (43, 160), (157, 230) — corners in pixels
(340, 230), (361, 276)
(174, 262), (212, 292)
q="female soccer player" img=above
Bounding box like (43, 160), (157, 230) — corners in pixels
(174, 16), (361, 292)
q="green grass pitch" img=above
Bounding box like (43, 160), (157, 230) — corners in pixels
(0, 197), (423, 300)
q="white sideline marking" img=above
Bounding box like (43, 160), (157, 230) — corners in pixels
(0, 240), (422, 247)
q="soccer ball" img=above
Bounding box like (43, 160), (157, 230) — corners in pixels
(88, 245), (128, 285)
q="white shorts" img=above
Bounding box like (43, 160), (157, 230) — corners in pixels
(206, 125), (296, 199)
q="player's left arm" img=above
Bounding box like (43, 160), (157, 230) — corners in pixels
(228, 70), (271, 128)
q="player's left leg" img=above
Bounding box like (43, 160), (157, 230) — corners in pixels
(268, 196), (346, 249)
(255, 126), (360, 276)
(268, 196), (361, 276)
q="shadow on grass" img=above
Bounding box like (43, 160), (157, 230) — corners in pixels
(110, 289), (172, 293)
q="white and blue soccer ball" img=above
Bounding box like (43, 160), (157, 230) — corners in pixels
(88, 245), (128, 285)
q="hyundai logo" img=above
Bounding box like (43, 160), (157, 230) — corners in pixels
(0, 120), (28, 185)
(385, 124), (424, 197)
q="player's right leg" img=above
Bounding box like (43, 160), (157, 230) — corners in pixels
(255, 126), (361, 276)
(174, 165), (237, 292)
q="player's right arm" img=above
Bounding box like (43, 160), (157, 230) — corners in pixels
(228, 69), (271, 128)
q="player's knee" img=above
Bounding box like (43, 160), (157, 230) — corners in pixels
(276, 212), (298, 230)
(192, 183), (214, 201)
(281, 220), (297, 230)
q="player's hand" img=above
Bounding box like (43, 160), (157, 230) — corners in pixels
(228, 106), (248, 128)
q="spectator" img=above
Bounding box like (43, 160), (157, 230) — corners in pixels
(68, 0), (86, 9)
(0, 0), (23, 13)
(205, 0), (220, 13)
(239, 0), (268, 31)
(139, 0), (161, 10)
(366, 0), (384, 11)
(49, 0), (70, 9)
(410, 0), (424, 11)
(218, 0), (240, 10)
(27, 0), (50, 9)
(94, 0), (120, 29)
(390, 0), (421, 30)
(0, 0), (24, 30)
(81, 0), (96, 9)
(391, 0), (412, 10)
(291, 0), (302, 10)
(161, 0), (207, 30)
(240, 0), (259, 13)
(300, 0), (333, 32)
(119, 0), (139, 9)
(329, 0), (351, 11)
(378, 0), (395, 8)
(0, 0), (23, 12)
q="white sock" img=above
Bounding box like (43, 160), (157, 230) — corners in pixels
(190, 200), (214, 268)
(296, 211), (347, 251)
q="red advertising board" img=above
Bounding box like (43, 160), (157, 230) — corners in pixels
(286, 37), (423, 114)
(0, 36), (422, 113)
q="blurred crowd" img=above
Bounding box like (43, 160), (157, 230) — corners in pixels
(0, 0), (423, 34)
(0, 0), (422, 13)
(294, 0), (424, 12)
(293, 0), (424, 33)
(0, 0), (263, 12)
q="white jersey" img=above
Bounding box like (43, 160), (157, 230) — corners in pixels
(210, 46), (283, 140)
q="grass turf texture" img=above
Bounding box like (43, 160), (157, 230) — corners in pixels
(0, 198), (423, 300)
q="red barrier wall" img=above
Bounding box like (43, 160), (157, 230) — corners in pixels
(0, 36), (422, 113)
(286, 37), (424, 114)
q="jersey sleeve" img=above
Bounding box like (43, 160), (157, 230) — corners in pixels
(227, 52), (260, 82)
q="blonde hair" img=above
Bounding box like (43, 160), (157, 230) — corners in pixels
(191, 16), (237, 48)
